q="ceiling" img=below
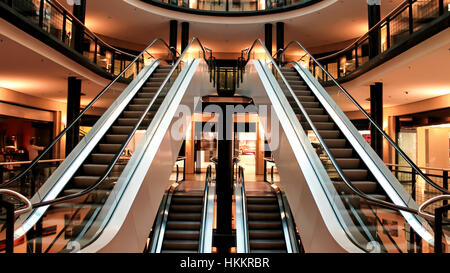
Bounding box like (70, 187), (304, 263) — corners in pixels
(0, 34), (105, 106)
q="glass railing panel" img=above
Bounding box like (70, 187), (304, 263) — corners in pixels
(356, 38), (369, 68)
(411, 0), (440, 32)
(228, 0), (258, 12)
(389, 8), (410, 48)
(1, 0), (141, 78)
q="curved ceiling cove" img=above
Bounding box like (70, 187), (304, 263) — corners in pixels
(124, 0), (338, 24)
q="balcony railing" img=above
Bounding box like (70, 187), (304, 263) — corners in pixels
(0, 0), (153, 79)
(143, 0), (320, 14)
(282, 0), (449, 82)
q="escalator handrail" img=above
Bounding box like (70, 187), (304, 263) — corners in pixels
(199, 165), (213, 253)
(261, 174), (298, 253)
(278, 39), (449, 195)
(0, 38), (175, 190)
(235, 166), (250, 253)
(150, 167), (192, 252)
(28, 37), (205, 209)
(0, 189), (32, 216)
(245, 39), (438, 223)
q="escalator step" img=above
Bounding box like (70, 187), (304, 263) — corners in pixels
(170, 204), (203, 212)
(90, 153), (115, 164)
(250, 239), (286, 249)
(246, 196), (277, 204)
(117, 118), (150, 126)
(335, 158), (360, 169)
(166, 221), (201, 230)
(111, 126), (133, 134)
(333, 181), (377, 194)
(329, 148), (354, 158)
(341, 169), (368, 180)
(296, 95), (316, 102)
(105, 134), (128, 144)
(300, 114), (329, 122)
(247, 212), (281, 220)
(161, 250), (198, 253)
(322, 138), (346, 148)
(318, 130), (340, 139)
(251, 249), (287, 253)
(136, 92), (156, 98)
(122, 111), (155, 119)
(72, 176), (117, 188)
(81, 164), (124, 176)
(164, 230), (200, 240)
(162, 240), (199, 250)
(171, 197), (203, 204)
(249, 230), (284, 239)
(168, 213), (202, 221)
(98, 143), (122, 153)
(246, 204), (279, 212)
(301, 122), (335, 130)
(248, 221), (282, 229)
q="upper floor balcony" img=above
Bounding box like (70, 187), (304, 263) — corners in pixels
(141, 0), (321, 15)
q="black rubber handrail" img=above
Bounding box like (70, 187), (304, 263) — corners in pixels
(244, 39), (439, 221)
(0, 38), (175, 190)
(279, 39), (448, 195)
(28, 37), (210, 209)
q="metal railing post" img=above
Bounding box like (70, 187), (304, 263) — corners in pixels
(411, 168), (416, 201)
(38, 0), (44, 29)
(444, 170), (448, 217)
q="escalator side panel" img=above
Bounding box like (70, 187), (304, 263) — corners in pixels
(13, 61), (161, 239)
(81, 59), (215, 253)
(239, 60), (363, 253)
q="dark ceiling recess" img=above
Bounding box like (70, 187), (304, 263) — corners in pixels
(398, 107), (450, 128)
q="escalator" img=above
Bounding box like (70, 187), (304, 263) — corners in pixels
(235, 166), (299, 253)
(246, 193), (287, 253)
(62, 65), (172, 209)
(240, 39), (449, 253)
(148, 165), (215, 253)
(0, 37), (215, 253)
(278, 66), (393, 243)
(161, 192), (204, 253)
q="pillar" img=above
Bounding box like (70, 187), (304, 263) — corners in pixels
(72, 0), (87, 54)
(66, 77), (81, 155)
(276, 22), (284, 60)
(370, 82), (383, 158)
(181, 22), (190, 53)
(367, 0), (381, 59)
(169, 20), (178, 58)
(215, 104), (234, 253)
(264, 23), (273, 56)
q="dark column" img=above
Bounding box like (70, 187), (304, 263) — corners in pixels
(72, 0), (87, 54)
(66, 77), (81, 155)
(215, 104), (234, 253)
(370, 82), (383, 158)
(181, 22), (189, 53)
(169, 20), (178, 58)
(276, 22), (284, 60)
(264, 23), (273, 56)
(368, 0), (381, 59)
